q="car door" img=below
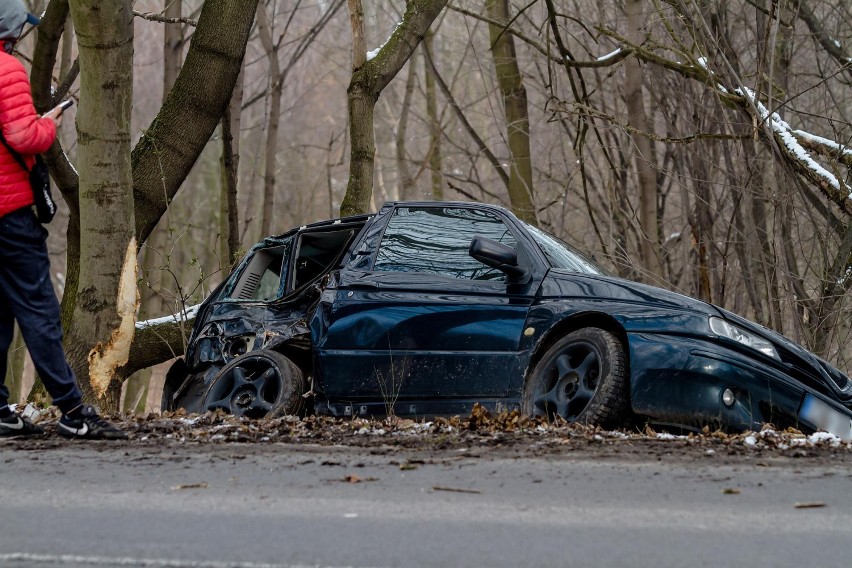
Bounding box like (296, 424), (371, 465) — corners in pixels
(313, 205), (543, 408)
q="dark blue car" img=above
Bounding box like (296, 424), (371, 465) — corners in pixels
(164, 201), (852, 439)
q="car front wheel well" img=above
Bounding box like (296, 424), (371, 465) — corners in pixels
(272, 343), (314, 381)
(529, 312), (629, 374)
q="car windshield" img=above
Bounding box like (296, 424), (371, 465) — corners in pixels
(524, 224), (608, 275)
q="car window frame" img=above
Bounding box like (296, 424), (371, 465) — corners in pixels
(220, 236), (294, 304)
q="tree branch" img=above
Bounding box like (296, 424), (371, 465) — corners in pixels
(132, 10), (198, 27)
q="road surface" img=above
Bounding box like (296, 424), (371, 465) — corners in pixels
(2, 438), (851, 567)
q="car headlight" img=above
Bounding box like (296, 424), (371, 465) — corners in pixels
(709, 317), (779, 360)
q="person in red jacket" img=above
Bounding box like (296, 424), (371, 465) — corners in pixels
(0, 1), (125, 439)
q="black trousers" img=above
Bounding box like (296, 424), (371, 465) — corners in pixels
(0, 207), (82, 413)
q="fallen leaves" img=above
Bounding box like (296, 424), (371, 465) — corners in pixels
(19, 404), (851, 461)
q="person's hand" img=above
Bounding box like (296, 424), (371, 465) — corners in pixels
(42, 105), (64, 128)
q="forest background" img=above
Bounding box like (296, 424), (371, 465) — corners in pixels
(4, 0), (851, 413)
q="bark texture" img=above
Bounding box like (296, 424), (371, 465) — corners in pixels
(624, 0), (663, 280)
(340, 0), (449, 216)
(423, 31), (443, 200)
(65, 0), (136, 408)
(256, 4), (283, 238)
(487, 0), (536, 224)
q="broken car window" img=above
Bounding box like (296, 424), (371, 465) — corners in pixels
(373, 207), (518, 280)
(226, 240), (291, 301)
(291, 229), (356, 290)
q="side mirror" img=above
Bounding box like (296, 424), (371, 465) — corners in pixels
(469, 235), (530, 282)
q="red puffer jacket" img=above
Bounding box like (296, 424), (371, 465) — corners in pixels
(0, 46), (56, 219)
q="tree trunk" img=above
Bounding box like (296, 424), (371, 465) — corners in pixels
(486, 0), (535, 224)
(162, 0), (183, 94)
(624, 0), (663, 281)
(423, 31), (443, 200)
(220, 65), (244, 268)
(65, 0), (137, 410)
(395, 62), (417, 201)
(256, 3), (283, 237)
(340, 0), (449, 216)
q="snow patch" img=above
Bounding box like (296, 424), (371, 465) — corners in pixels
(808, 431), (841, 445)
(367, 20), (402, 61)
(656, 432), (687, 440)
(136, 303), (201, 330)
(597, 48), (622, 62)
(792, 129), (852, 159)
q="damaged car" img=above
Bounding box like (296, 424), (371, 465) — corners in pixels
(163, 201), (852, 439)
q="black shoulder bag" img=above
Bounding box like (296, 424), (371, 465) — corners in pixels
(0, 131), (56, 223)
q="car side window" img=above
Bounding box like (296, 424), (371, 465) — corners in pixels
(373, 207), (517, 281)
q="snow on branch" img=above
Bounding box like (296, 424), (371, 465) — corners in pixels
(136, 304), (201, 330)
(734, 87), (852, 208)
(367, 21), (402, 61)
(792, 130), (852, 168)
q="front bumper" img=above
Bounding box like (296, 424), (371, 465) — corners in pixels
(628, 333), (852, 437)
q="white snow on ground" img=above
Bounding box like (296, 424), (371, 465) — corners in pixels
(808, 431), (842, 444)
(366, 20), (402, 61)
(136, 303), (201, 330)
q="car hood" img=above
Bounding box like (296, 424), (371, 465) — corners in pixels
(544, 270), (851, 400)
(542, 270), (720, 316)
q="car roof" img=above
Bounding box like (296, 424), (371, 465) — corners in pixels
(265, 201), (515, 241)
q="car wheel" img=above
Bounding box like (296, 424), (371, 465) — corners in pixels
(201, 350), (305, 419)
(523, 328), (629, 427)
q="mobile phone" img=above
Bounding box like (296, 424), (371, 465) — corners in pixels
(57, 99), (74, 111)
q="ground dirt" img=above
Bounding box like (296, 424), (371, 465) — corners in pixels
(8, 404), (852, 468)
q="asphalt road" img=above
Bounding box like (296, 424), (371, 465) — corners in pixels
(1, 441), (851, 568)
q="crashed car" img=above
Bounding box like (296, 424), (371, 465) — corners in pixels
(164, 201), (852, 438)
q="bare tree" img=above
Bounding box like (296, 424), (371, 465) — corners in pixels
(340, 0), (449, 216)
(486, 0), (536, 224)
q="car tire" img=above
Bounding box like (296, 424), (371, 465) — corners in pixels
(523, 328), (629, 427)
(201, 350), (305, 419)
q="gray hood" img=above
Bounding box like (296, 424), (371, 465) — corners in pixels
(0, 1), (30, 40)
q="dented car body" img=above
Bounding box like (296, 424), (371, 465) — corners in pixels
(165, 201), (852, 438)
